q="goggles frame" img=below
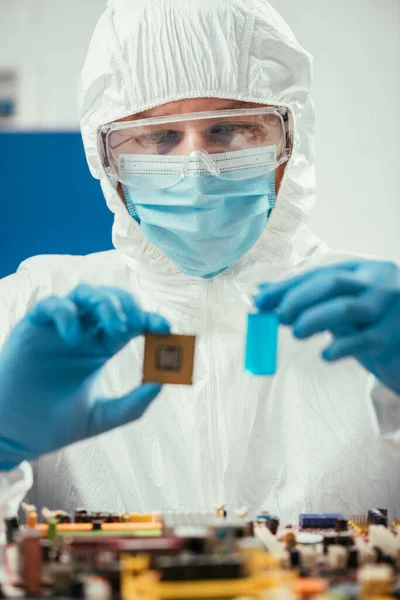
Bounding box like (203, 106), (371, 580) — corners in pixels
(97, 106), (294, 182)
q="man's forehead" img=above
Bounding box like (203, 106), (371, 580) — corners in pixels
(117, 98), (266, 123)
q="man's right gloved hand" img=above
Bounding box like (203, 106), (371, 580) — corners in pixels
(0, 284), (170, 471)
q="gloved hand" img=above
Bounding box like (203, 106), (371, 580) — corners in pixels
(0, 284), (170, 471)
(255, 260), (400, 395)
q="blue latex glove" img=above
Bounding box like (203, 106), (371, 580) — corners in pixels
(255, 260), (400, 395)
(0, 284), (170, 471)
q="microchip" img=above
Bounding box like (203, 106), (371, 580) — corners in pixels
(156, 345), (182, 371)
(143, 333), (196, 385)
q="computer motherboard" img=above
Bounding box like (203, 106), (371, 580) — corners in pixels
(2, 504), (399, 599)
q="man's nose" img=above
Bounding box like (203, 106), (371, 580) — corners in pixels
(178, 129), (206, 153)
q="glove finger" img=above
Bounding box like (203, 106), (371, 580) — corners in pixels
(144, 313), (171, 334)
(255, 262), (359, 312)
(69, 284), (153, 340)
(108, 290), (151, 337)
(103, 291), (170, 337)
(27, 296), (82, 345)
(278, 272), (365, 325)
(69, 284), (131, 338)
(293, 291), (396, 340)
(322, 328), (389, 362)
(87, 383), (162, 436)
(356, 260), (400, 286)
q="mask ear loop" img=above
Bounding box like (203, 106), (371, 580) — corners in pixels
(122, 184), (141, 223)
(180, 150), (221, 178)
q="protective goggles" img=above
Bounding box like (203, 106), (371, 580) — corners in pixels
(97, 106), (293, 189)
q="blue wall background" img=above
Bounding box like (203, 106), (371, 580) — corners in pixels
(0, 132), (113, 279)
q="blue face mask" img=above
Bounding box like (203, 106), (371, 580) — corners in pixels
(122, 147), (277, 279)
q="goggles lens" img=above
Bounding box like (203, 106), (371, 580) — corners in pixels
(99, 108), (292, 189)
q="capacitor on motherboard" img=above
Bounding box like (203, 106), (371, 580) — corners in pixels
(47, 518), (58, 542)
(22, 529), (42, 596)
(358, 564), (393, 597)
(27, 512), (38, 529)
(283, 531), (297, 550)
(299, 546), (317, 571)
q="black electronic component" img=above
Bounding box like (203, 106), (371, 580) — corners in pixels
(290, 548), (301, 568)
(155, 555), (243, 581)
(41, 540), (52, 562)
(92, 520), (102, 531)
(347, 547), (359, 569)
(74, 509), (88, 523)
(57, 513), (71, 524)
(381, 555), (396, 568)
(268, 518), (280, 535)
(5, 517), (19, 544)
(374, 546), (384, 563)
(336, 533), (354, 547)
(368, 509), (388, 527)
(335, 518), (348, 532)
(182, 535), (207, 554)
(216, 557), (243, 579)
(110, 514), (121, 523)
(323, 532), (337, 554)
(69, 580), (84, 598)
(155, 556), (185, 581)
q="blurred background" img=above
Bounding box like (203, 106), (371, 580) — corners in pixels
(0, 0), (399, 278)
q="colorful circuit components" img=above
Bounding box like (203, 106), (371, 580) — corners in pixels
(3, 505), (400, 600)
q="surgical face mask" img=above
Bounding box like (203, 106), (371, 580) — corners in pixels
(122, 147), (277, 279)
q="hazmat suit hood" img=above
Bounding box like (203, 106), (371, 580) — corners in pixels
(78, 0), (323, 278)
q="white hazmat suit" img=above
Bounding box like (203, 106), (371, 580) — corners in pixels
(1, 0), (400, 523)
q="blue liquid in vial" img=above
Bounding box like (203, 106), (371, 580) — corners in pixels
(245, 312), (278, 375)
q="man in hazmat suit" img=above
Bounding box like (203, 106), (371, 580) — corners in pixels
(1, 0), (400, 525)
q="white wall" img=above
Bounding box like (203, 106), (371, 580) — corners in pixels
(1, 0), (399, 258)
(0, 0), (104, 127)
(269, 0), (400, 260)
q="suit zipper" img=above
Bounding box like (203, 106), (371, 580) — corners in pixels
(205, 280), (220, 505)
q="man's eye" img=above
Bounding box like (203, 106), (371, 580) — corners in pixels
(206, 123), (259, 142)
(136, 130), (182, 152)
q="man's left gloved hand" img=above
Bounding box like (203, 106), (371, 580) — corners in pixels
(255, 260), (400, 395)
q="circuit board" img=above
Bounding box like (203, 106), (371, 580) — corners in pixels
(2, 505), (400, 599)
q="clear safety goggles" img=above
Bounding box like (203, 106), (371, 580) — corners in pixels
(97, 106), (293, 189)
